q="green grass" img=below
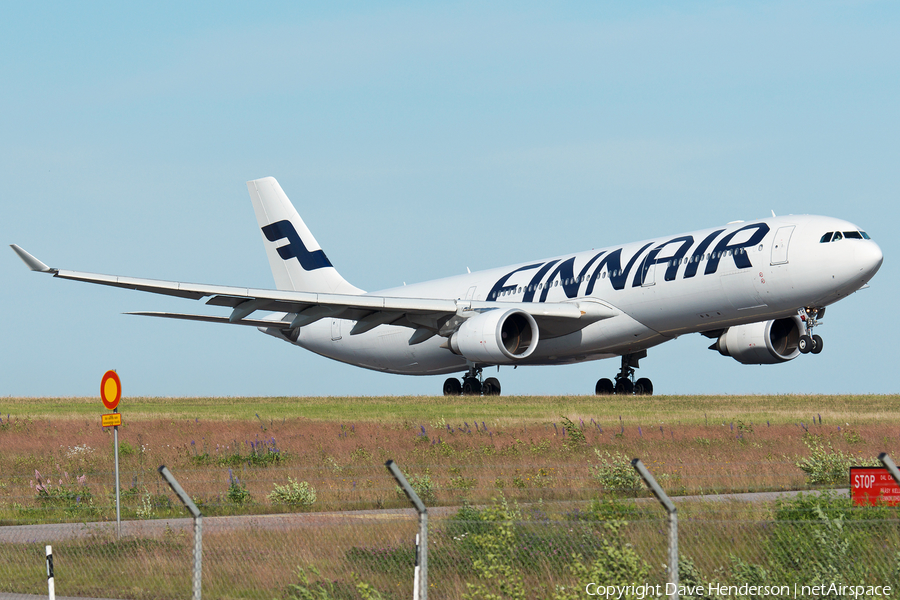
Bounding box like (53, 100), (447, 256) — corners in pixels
(2, 394), (896, 424)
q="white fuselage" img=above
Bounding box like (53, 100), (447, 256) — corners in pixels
(287, 214), (882, 375)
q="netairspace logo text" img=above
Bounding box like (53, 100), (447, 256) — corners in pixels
(584, 582), (892, 599)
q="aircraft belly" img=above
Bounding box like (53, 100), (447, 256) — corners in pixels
(296, 320), (465, 375)
(530, 311), (664, 363)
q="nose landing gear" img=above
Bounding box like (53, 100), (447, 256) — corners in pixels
(798, 307), (825, 355)
(595, 351), (653, 396)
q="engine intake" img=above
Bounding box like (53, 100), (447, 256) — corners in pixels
(714, 316), (804, 365)
(449, 309), (539, 364)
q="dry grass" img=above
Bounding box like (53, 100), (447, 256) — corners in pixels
(2, 395), (898, 598)
(0, 405), (896, 523)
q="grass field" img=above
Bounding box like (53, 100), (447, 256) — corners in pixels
(2, 394), (898, 599)
(1, 394), (896, 523)
(3, 393), (897, 424)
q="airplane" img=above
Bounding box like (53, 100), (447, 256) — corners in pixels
(11, 177), (883, 396)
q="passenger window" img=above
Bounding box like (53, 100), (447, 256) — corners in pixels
(861, 231), (871, 239)
(820, 232), (833, 243)
(844, 231), (862, 239)
(832, 232), (843, 241)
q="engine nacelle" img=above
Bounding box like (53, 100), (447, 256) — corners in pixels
(449, 309), (539, 364)
(714, 316), (804, 365)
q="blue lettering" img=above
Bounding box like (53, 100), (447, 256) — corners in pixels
(523, 260), (560, 302)
(684, 229), (725, 278)
(587, 243), (653, 293)
(487, 263), (543, 300)
(633, 236), (694, 286)
(704, 223), (769, 274)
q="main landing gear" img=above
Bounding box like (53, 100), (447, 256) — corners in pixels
(443, 366), (501, 396)
(595, 351), (653, 396)
(798, 307), (825, 355)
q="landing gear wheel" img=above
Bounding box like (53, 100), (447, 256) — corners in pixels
(811, 334), (824, 355)
(595, 378), (614, 395)
(462, 377), (482, 396)
(443, 378), (461, 396)
(615, 378), (634, 395)
(798, 335), (812, 354)
(482, 377), (501, 396)
(634, 378), (653, 396)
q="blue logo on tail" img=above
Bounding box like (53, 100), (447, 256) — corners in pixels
(261, 220), (333, 271)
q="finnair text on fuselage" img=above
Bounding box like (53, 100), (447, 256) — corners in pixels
(488, 222), (769, 302)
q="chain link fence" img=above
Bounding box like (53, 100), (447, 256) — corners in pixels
(2, 461), (899, 599)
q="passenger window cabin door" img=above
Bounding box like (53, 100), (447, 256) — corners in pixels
(770, 226), (795, 265)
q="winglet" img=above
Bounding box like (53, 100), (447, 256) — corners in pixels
(10, 245), (55, 273)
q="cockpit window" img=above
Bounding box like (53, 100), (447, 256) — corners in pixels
(820, 232), (833, 243)
(861, 231), (871, 239)
(832, 232), (843, 241)
(843, 231), (863, 239)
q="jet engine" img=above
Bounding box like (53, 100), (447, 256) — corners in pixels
(713, 316), (804, 365)
(449, 309), (539, 364)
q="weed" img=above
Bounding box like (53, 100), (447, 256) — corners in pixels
(553, 519), (650, 600)
(31, 469), (92, 507)
(118, 441), (136, 456)
(323, 455), (344, 472)
(795, 435), (876, 484)
(396, 472), (437, 504)
(462, 497), (528, 600)
(349, 447), (372, 462)
(136, 492), (154, 519)
(560, 416), (586, 449)
(591, 450), (641, 496)
(226, 469), (252, 506)
(448, 475), (477, 491)
(286, 565), (385, 600)
(268, 478), (317, 507)
(843, 429), (863, 444)
(530, 440), (551, 454)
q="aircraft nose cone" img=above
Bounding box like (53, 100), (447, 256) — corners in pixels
(857, 240), (883, 281)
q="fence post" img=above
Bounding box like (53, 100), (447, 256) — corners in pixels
(632, 458), (678, 600)
(158, 465), (202, 600)
(46, 545), (55, 600)
(879, 453), (900, 487)
(386, 460), (427, 600)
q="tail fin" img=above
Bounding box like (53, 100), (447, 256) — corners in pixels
(247, 177), (364, 295)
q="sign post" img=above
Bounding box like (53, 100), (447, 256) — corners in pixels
(101, 370), (122, 538)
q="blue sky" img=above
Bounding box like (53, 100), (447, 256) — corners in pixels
(2, 2), (897, 397)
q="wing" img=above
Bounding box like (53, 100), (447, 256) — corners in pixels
(11, 245), (617, 343)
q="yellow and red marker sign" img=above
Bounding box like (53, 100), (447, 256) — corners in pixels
(101, 413), (122, 428)
(101, 370), (121, 411)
